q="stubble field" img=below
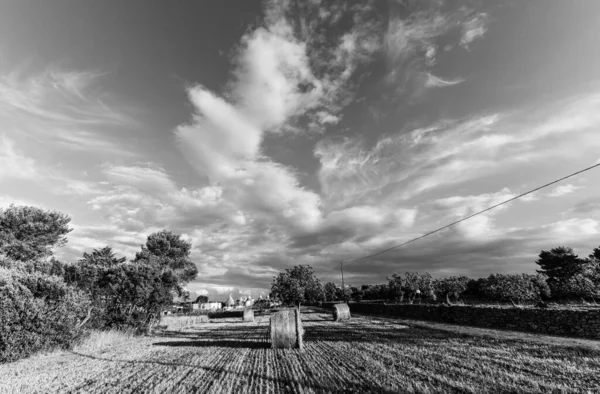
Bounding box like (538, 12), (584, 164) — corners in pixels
(2, 308), (600, 393)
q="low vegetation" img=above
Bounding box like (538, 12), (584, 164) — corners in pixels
(2, 308), (599, 393)
(0, 267), (90, 363)
(1, 204), (199, 363)
(159, 315), (209, 331)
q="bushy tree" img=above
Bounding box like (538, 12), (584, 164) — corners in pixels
(350, 286), (364, 302)
(132, 230), (198, 285)
(387, 273), (404, 302)
(362, 284), (389, 300)
(388, 272), (435, 303)
(324, 282), (338, 302)
(93, 263), (178, 328)
(270, 265), (324, 307)
(480, 273), (550, 302)
(80, 246), (126, 267)
(550, 258), (600, 300)
(0, 267), (91, 363)
(195, 295), (209, 304)
(588, 247), (600, 265)
(433, 276), (470, 301)
(556, 273), (600, 300)
(536, 247), (587, 285)
(0, 205), (72, 261)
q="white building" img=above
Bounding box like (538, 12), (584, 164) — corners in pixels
(199, 302), (222, 310)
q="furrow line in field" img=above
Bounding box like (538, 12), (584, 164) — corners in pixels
(189, 344), (241, 393)
(244, 319), (270, 394)
(329, 340), (471, 393)
(306, 339), (395, 392)
(171, 350), (230, 393)
(307, 314), (492, 392)
(197, 322), (266, 393)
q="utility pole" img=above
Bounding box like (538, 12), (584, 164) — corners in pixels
(341, 262), (345, 302)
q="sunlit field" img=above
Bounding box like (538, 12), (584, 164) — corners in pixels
(2, 308), (599, 393)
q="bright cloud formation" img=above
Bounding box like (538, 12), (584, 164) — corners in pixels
(2, 0), (600, 299)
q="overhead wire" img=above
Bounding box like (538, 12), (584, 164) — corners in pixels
(318, 162), (600, 281)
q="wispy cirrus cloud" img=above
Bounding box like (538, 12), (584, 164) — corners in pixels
(316, 90), (600, 212)
(424, 72), (465, 88)
(383, 1), (489, 95)
(460, 12), (489, 49)
(0, 66), (139, 157)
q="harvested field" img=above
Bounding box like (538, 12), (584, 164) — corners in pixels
(2, 308), (600, 393)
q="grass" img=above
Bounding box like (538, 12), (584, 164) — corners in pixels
(159, 314), (210, 331)
(74, 330), (136, 353)
(1, 309), (599, 393)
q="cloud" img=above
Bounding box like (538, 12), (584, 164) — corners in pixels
(88, 164), (243, 232)
(424, 72), (465, 88)
(316, 90), (600, 211)
(428, 188), (517, 239)
(570, 198), (600, 214)
(548, 184), (584, 197)
(0, 135), (37, 180)
(0, 66), (139, 157)
(315, 114), (503, 208)
(545, 218), (600, 237)
(383, 2), (489, 95)
(174, 1), (391, 234)
(460, 13), (489, 49)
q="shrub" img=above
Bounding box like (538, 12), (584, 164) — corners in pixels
(0, 267), (91, 363)
(433, 276), (470, 301)
(479, 273), (550, 303)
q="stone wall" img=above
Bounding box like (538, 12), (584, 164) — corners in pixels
(320, 302), (600, 339)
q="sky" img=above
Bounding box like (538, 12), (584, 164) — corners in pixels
(1, 0), (600, 301)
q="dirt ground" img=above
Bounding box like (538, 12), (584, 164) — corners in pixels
(2, 308), (599, 393)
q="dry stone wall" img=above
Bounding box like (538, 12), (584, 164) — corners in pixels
(320, 302), (600, 339)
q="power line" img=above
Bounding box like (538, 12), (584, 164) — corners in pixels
(318, 262), (342, 282)
(319, 162), (600, 276)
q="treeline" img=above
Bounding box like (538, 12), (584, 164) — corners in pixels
(0, 205), (198, 363)
(271, 247), (600, 307)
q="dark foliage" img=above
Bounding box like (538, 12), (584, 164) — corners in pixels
(0, 267), (90, 363)
(132, 230), (198, 285)
(0, 205), (72, 262)
(270, 265), (324, 306)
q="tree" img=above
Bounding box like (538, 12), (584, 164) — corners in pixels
(433, 276), (470, 302)
(194, 295), (209, 304)
(93, 263), (179, 328)
(362, 284), (389, 300)
(350, 286), (364, 302)
(588, 247), (600, 265)
(132, 230), (198, 286)
(536, 247), (587, 285)
(324, 282), (338, 302)
(270, 265), (324, 307)
(550, 254), (600, 300)
(387, 273), (404, 302)
(79, 246), (126, 267)
(388, 272), (435, 303)
(0, 205), (72, 261)
(480, 273), (550, 302)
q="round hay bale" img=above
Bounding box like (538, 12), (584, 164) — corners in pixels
(270, 308), (303, 349)
(333, 303), (350, 321)
(243, 308), (254, 322)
